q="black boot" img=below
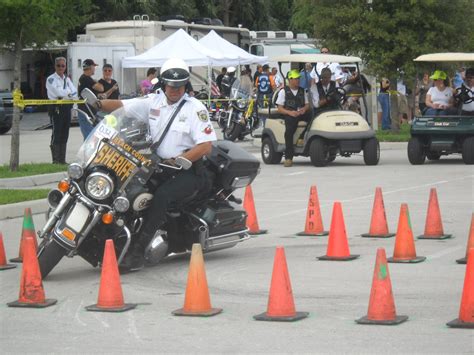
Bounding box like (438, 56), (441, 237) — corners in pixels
(58, 143), (68, 164)
(50, 144), (61, 164)
(119, 242), (145, 273)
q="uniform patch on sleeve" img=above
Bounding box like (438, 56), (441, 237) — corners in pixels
(48, 78), (54, 84)
(197, 109), (209, 122)
(203, 124), (213, 134)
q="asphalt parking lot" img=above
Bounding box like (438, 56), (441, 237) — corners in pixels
(0, 115), (473, 353)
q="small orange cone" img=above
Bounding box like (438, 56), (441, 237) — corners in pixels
(0, 232), (16, 270)
(173, 243), (222, 316)
(317, 202), (359, 261)
(243, 185), (267, 235)
(254, 246), (308, 321)
(10, 208), (38, 263)
(356, 248), (408, 325)
(388, 204), (426, 263)
(418, 188), (452, 239)
(447, 248), (474, 328)
(86, 239), (136, 312)
(456, 214), (474, 264)
(7, 236), (56, 308)
(361, 187), (395, 238)
(297, 185), (328, 236)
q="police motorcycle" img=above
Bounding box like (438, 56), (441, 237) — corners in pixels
(37, 89), (260, 278)
(219, 78), (262, 141)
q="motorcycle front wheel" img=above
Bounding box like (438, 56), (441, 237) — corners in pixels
(223, 119), (243, 141)
(38, 239), (67, 278)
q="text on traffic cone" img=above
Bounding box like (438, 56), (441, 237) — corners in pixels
(173, 243), (222, 316)
(297, 185), (328, 236)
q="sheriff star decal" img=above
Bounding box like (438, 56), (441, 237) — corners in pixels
(204, 124), (213, 134)
(197, 110), (208, 122)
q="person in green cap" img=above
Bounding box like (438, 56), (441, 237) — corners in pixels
(425, 70), (454, 116)
(275, 69), (310, 167)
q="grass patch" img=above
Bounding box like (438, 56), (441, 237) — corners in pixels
(376, 123), (411, 142)
(0, 189), (50, 205)
(0, 163), (67, 178)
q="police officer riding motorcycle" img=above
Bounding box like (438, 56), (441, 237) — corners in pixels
(37, 58), (260, 277)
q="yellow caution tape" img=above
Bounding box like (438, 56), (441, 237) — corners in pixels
(13, 89), (85, 109)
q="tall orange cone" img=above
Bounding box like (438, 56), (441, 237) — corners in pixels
(317, 202), (359, 261)
(86, 239), (136, 312)
(254, 246), (308, 321)
(0, 232), (17, 270)
(173, 243), (222, 316)
(7, 236), (56, 308)
(456, 214), (474, 264)
(356, 248), (408, 325)
(447, 248), (474, 328)
(388, 204), (426, 263)
(361, 187), (395, 238)
(243, 185), (267, 235)
(418, 188), (452, 239)
(10, 208), (38, 263)
(297, 185), (328, 236)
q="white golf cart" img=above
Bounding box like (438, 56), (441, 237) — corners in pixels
(260, 54), (379, 167)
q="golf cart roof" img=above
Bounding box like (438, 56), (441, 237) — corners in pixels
(272, 54), (362, 64)
(414, 53), (474, 62)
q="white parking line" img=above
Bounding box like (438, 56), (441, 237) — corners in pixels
(286, 171), (306, 176)
(427, 245), (463, 260)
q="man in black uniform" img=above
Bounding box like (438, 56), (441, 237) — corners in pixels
(275, 69), (309, 167)
(311, 67), (340, 114)
(45, 57), (78, 164)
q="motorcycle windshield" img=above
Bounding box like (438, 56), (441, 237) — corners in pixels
(230, 78), (251, 100)
(76, 107), (151, 167)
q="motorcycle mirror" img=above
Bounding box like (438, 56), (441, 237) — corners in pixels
(175, 156), (193, 170)
(81, 88), (98, 106)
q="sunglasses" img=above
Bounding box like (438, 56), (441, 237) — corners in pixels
(56, 64), (66, 68)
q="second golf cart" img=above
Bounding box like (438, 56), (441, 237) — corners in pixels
(260, 54), (379, 167)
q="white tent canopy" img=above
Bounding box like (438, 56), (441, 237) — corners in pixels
(122, 28), (224, 68)
(198, 30), (268, 65)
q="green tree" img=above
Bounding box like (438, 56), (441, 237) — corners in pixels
(292, 0), (474, 131)
(0, 0), (90, 171)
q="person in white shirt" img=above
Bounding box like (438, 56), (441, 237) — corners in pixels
(93, 58), (217, 271)
(425, 70), (454, 116)
(45, 57), (78, 164)
(310, 47), (344, 83)
(460, 68), (474, 115)
(310, 68), (340, 113)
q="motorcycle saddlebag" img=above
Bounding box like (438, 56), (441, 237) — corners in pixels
(207, 140), (260, 190)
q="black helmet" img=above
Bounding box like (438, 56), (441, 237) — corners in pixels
(160, 58), (190, 87)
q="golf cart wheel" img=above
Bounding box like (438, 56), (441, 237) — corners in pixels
(363, 138), (380, 165)
(426, 152), (441, 161)
(261, 137), (283, 164)
(309, 137), (328, 167)
(462, 137), (474, 164)
(407, 137), (426, 165)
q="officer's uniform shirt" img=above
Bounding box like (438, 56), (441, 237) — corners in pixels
(275, 88), (309, 107)
(122, 92), (217, 159)
(46, 72), (78, 100)
(310, 81), (340, 108)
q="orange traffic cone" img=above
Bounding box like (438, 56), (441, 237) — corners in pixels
(86, 239), (136, 312)
(447, 248), (474, 328)
(361, 187), (395, 238)
(173, 243), (222, 316)
(456, 214), (474, 264)
(0, 232), (16, 270)
(418, 188), (452, 239)
(388, 204), (426, 263)
(10, 208), (38, 263)
(7, 236), (56, 308)
(243, 185), (267, 235)
(297, 185), (328, 236)
(254, 246), (308, 321)
(356, 248), (408, 325)
(317, 202), (359, 261)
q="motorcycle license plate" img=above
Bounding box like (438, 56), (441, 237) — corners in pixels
(92, 143), (137, 182)
(65, 203), (90, 232)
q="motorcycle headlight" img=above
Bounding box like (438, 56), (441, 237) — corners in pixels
(113, 197), (130, 212)
(236, 99), (247, 109)
(85, 172), (114, 200)
(67, 163), (83, 180)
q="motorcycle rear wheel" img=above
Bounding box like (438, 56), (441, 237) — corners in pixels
(38, 239), (67, 279)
